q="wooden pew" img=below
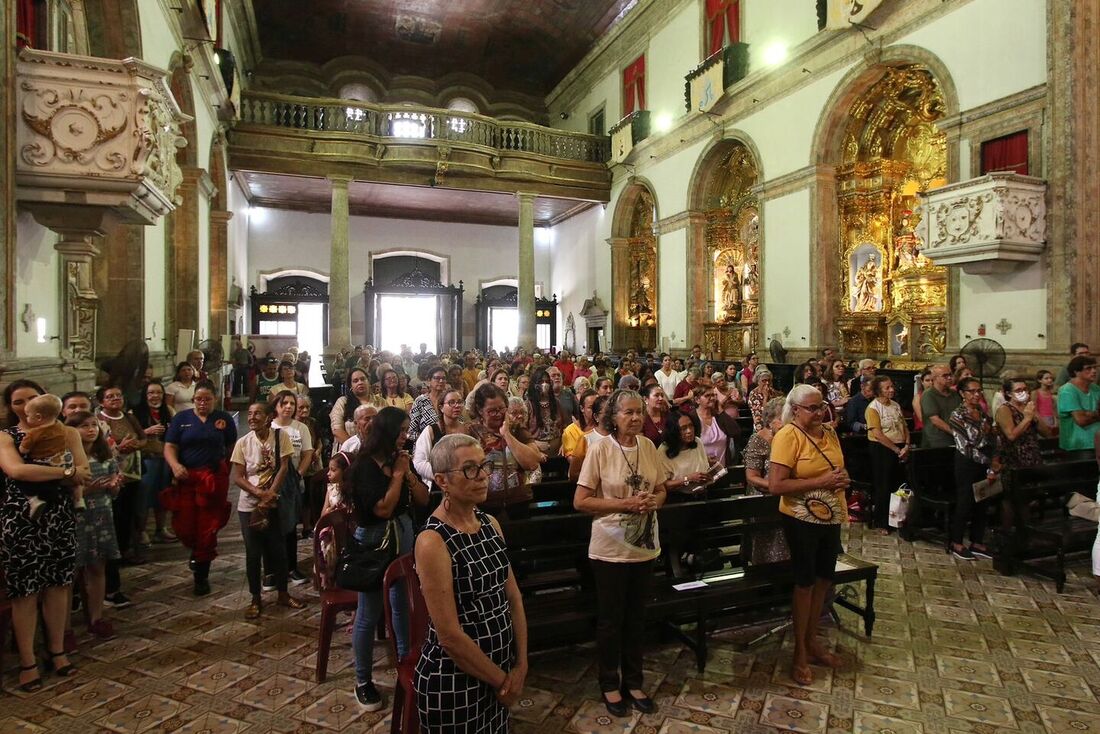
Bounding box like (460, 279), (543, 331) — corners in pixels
(899, 446), (957, 546)
(996, 452), (1099, 591)
(500, 494), (878, 670)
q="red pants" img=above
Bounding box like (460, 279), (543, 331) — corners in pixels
(163, 464), (230, 563)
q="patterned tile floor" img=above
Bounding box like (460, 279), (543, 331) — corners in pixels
(3, 519), (1100, 733)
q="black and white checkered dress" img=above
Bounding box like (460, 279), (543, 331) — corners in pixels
(415, 510), (514, 733)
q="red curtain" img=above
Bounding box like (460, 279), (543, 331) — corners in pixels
(16, 0), (37, 48)
(706, 0), (740, 56)
(623, 55), (646, 115)
(980, 130), (1028, 176)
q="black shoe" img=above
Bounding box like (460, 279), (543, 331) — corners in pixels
(45, 651), (77, 677)
(601, 692), (630, 718)
(193, 578), (211, 596)
(969, 545), (993, 559)
(71, 593), (83, 613)
(288, 569), (309, 585)
(951, 546), (975, 561)
(355, 681), (384, 711)
(624, 689), (656, 714)
(103, 592), (132, 608)
(188, 558), (197, 572)
(18, 664), (42, 692)
(261, 574), (276, 592)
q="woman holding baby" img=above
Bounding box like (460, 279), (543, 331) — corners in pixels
(0, 380), (91, 692)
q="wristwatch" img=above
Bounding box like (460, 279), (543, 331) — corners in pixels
(63, 467), (75, 479)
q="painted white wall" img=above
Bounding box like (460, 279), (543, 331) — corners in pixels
(762, 190), (811, 344)
(555, 68), (621, 134)
(549, 204), (611, 353)
(958, 265), (1046, 352)
(896, 0), (1046, 110)
(144, 220), (167, 352)
(14, 213), (60, 359)
(248, 208), (535, 346)
(228, 179), (251, 335)
(643, 137), (710, 218)
(657, 228), (688, 350)
(742, 0), (820, 72)
(647, 2), (702, 127)
(138, 1), (178, 71)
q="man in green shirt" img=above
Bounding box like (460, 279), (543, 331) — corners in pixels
(920, 365), (960, 448)
(1057, 355), (1100, 450)
(1055, 342), (1090, 388)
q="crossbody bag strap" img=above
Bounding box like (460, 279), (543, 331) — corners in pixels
(790, 424), (836, 471)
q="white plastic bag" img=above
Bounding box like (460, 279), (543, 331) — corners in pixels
(888, 484), (912, 528)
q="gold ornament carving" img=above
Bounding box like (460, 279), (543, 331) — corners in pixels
(20, 83), (129, 169)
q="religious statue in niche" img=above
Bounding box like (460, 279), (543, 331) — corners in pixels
(628, 250), (655, 324)
(721, 264), (741, 315)
(893, 209), (928, 271)
(743, 261), (759, 301)
(850, 245), (883, 312)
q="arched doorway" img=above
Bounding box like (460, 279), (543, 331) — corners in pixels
(610, 183), (658, 352)
(823, 63), (951, 360)
(689, 139), (761, 360)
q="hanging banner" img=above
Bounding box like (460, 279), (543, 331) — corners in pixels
(825, 0), (884, 30)
(690, 58), (725, 113)
(611, 124), (634, 164)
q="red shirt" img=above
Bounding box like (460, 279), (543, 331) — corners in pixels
(554, 360), (575, 385)
(673, 379), (696, 414)
(642, 413), (666, 445)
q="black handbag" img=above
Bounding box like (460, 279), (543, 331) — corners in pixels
(334, 519), (397, 591)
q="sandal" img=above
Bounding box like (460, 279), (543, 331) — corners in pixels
(46, 651), (77, 677)
(791, 663), (814, 686)
(244, 602), (262, 620)
(18, 663), (43, 692)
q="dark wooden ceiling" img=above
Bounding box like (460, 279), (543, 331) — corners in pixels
(251, 0), (632, 96)
(237, 172), (596, 227)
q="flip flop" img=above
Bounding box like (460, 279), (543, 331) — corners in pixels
(791, 663), (814, 686)
(810, 651), (843, 669)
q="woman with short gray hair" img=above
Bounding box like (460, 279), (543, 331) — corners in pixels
(575, 390), (667, 717)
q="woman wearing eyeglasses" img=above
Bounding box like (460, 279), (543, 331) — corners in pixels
(865, 376), (910, 534)
(348, 406), (429, 710)
(574, 390), (667, 717)
(415, 434), (529, 733)
(409, 364), (449, 444)
(748, 368), (783, 431)
(465, 384), (543, 521)
(769, 384), (850, 686)
(413, 389), (467, 486)
(948, 377), (1001, 561)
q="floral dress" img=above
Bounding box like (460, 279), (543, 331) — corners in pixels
(0, 427), (77, 597)
(741, 433), (789, 564)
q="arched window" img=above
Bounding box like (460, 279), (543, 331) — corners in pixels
(445, 97), (478, 135)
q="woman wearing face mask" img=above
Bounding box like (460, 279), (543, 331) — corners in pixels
(996, 379), (1051, 531)
(330, 367), (374, 450)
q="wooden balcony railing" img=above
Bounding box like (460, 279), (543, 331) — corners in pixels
(238, 92), (611, 164)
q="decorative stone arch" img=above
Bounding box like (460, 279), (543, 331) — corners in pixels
(164, 52), (203, 347)
(609, 179), (659, 352)
(369, 249), (450, 286)
(684, 133), (764, 356)
(808, 46), (960, 358)
(259, 268), (331, 288)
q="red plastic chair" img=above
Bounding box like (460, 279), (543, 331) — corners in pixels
(382, 553), (429, 734)
(312, 510), (360, 683)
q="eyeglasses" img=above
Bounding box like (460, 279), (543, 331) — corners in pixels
(960, 388), (982, 394)
(483, 406), (505, 415)
(430, 375), (447, 381)
(444, 460), (493, 479)
(193, 396), (213, 403)
(794, 403), (825, 413)
(443, 400), (464, 407)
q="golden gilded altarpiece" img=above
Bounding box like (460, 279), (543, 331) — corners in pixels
(701, 143), (760, 360)
(622, 189), (658, 352)
(835, 65), (949, 362)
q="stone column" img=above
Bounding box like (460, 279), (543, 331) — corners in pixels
(517, 192), (536, 350)
(208, 210), (232, 340)
(167, 167), (206, 340)
(93, 223), (145, 360)
(807, 165), (838, 353)
(682, 211), (708, 350)
(328, 176), (352, 354)
(609, 237), (632, 352)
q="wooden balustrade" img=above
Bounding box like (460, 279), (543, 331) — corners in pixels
(238, 91), (610, 164)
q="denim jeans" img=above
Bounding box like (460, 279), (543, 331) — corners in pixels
(352, 513), (414, 684)
(141, 457), (172, 514)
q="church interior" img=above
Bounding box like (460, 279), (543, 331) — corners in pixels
(3, 0), (1100, 732)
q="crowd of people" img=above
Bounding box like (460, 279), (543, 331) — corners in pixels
(1, 338), (1096, 730)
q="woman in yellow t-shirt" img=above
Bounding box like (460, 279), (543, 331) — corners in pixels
(769, 384), (850, 687)
(560, 389), (598, 459)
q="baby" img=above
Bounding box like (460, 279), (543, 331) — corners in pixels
(20, 394), (82, 518)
